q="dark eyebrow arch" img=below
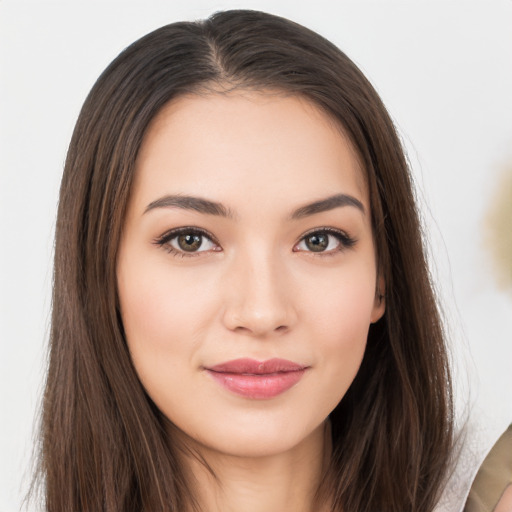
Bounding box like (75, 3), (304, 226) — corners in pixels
(144, 195), (235, 218)
(290, 193), (365, 219)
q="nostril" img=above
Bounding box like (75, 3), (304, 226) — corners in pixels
(234, 325), (252, 333)
(275, 325), (288, 332)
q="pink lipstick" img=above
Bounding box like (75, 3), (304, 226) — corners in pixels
(204, 358), (307, 399)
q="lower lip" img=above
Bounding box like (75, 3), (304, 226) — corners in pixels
(206, 369), (306, 399)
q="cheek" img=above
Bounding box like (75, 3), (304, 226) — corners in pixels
(322, 283), (374, 347)
(299, 264), (376, 405)
(116, 255), (217, 384)
(301, 258), (377, 343)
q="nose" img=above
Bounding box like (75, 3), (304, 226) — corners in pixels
(221, 249), (297, 337)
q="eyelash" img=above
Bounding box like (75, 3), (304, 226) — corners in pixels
(153, 227), (220, 258)
(293, 227), (357, 256)
(153, 226), (357, 258)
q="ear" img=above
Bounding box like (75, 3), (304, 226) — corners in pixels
(370, 275), (386, 323)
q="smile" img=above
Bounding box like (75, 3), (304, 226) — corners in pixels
(204, 358), (308, 399)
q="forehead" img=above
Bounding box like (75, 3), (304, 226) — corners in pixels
(133, 90), (368, 212)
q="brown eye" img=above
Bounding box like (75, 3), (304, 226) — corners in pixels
(156, 229), (219, 255)
(304, 233), (329, 252)
(177, 233), (203, 252)
(294, 229), (356, 254)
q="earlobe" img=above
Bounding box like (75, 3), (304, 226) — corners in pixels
(371, 276), (386, 323)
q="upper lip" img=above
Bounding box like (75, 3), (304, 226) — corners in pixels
(206, 358), (307, 374)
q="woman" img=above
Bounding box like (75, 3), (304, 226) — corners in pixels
(34, 9), (453, 512)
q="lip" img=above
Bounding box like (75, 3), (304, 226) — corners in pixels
(204, 358), (308, 399)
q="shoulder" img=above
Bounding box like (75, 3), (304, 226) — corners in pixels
(464, 424), (512, 512)
(435, 416), (512, 512)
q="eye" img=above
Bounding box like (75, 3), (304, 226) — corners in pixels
(294, 228), (356, 254)
(154, 228), (220, 256)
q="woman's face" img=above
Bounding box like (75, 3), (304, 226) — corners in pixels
(117, 91), (385, 458)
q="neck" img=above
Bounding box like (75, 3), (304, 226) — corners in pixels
(181, 421), (331, 512)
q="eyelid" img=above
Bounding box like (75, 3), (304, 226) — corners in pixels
(153, 226), (221, 256)
(153, 225), (356, 257)
(293, 227), (357, 253)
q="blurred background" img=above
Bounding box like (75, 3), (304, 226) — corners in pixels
(1, 1), (511, 510)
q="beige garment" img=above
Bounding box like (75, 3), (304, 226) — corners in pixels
(464, 424), (512, 512)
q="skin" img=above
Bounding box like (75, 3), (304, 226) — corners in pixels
(117, 91), (385, 512)
(494, 484), (512, 512)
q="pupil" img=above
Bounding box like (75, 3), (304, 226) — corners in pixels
(178, 234), (202, 251)
(306, 234), (328, 252)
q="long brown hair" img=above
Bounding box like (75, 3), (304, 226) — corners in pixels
(33, 10), (453, 511)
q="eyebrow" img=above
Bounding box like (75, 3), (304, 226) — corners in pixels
(290, 193), (365, 219)
(144, 195), (235, 218)
(144, 193), (364, 219)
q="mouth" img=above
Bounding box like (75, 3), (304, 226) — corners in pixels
(204, 358), (309, 399)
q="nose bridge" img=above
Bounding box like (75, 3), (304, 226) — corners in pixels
(222, 243), (295, 336)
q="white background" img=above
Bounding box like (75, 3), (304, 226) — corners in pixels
(1, 1), (511, 510)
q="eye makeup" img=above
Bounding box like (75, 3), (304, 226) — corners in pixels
(293, 227), (357, 255)
(153, 227), (221, 258)
(153, 225), (357, 259)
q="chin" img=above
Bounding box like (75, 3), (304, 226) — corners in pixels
(172, 411), (326, 460)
